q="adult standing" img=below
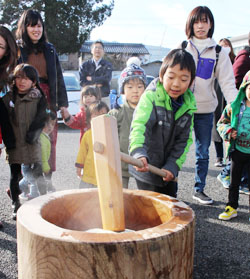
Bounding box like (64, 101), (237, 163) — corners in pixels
(183, 6), (237, 204)
(233, 32), (250, 90)
(15, 10), (68, 184)
(0, 26), (18, 226)
(212, 38), (235, 167)
(79, 40), (112, 97)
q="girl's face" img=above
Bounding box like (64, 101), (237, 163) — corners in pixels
(27, 20), (43, 44)
(0, 35), (7, 60)
(82, 94), (97, 106)
(161, 64), (191, 100)
(246, 84), (250, 106)
(124, 78), (145, 108)
(193, 15), (211, 39)
(15, 75), (35, 94)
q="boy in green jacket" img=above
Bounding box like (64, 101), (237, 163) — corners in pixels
(129, 49), (196, 197)
(109, 62), (147, 188)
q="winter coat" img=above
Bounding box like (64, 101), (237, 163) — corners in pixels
(75, 129), (97, 186)
(64, 106), (88, 142)
(129, 79), (196, 187)
(0, 96), (16, 149)
(184, 38), (237, 113)
(233, 46), (250, 89)
(217, 71), (250, 157)
(79, 59), (112, 97)
(109, 100), (135, 177)
(18, 42), (68, 111)
(3, 88), (47, 164)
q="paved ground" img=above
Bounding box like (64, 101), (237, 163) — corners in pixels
(0, 126), (249, 279)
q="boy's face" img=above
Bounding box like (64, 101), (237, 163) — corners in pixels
(160, 64), (191, 100)
(123, 78), (145, 108)
(246, 84), (250, 102)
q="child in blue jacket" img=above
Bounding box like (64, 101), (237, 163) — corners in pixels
(129, 49), (196, 197)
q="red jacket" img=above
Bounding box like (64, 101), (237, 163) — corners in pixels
(64, 106), (89, 141)
(233, 47), (250, 89)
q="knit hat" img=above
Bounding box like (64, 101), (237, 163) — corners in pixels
(240, 70), (250, 89)
(118, 63), (147, 94)
(126, 56), (142, 67)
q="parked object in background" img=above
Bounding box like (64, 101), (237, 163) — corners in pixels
(57, 72), (81, 122)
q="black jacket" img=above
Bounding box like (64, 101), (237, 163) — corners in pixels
(79, 58), (112, 97)
(18, 42), (68, 111)
(0, 97), (16, 149)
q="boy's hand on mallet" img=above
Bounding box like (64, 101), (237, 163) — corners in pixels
(161, 169), (174, 182)
(134, 157), (149, 172)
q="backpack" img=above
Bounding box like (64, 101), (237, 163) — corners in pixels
(181, 40), (221, 73)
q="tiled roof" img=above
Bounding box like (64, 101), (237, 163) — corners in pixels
(80, 41), (149, 54)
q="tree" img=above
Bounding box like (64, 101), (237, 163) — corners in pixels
(0, 0), (114, 54)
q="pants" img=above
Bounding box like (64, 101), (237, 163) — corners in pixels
(194, 113), (213, 192)
(122, 176), (129, 189)
(214, 141), (224, 159)
(9, 164), (22, 202)
(19, 163), (47, 196)
(135, 179), (178, 198)
(228, 149), (250, 209)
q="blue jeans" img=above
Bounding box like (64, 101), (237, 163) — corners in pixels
(194, 113), (213, 192)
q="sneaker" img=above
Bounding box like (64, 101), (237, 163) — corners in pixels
(19, 192), (29, 202)
(27, 193), (40, 200)
(214, 158), (225, 167)
(217, 174), (230, 189)
(218, 206), (237, 220)
(193, 191), (214, 205)
(47, 185), (56, 193)
(239, 186), (250, 195)
(12, 200), (21, 220)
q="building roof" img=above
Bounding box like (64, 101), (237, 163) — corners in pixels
(80, 41), (149, 54)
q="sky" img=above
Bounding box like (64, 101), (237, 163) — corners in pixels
(90, 0), (250, 49)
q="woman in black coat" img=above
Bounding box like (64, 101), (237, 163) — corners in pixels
(0, 25), (18, 227)
(16, 10), (68, 186)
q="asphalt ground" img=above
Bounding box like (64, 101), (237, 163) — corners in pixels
(0, 126), (249, 279)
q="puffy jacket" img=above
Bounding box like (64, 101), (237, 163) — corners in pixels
(233, 46), (250, 89)
(109, 100), (135, 177)
(3, 88), (47, 164)
(184, 38), (237, 113)
(79, 59), (112, 97)
(18, 42), (68, 111)
(217, 72), (250, 157)
(129, 79), (196, 187)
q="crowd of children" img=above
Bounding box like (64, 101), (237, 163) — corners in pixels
(1, 5), (250, 230)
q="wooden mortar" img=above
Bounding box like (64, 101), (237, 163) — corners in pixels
(17, 188), (195, 278)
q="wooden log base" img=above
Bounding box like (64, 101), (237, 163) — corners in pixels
(17, 189), (195, 279)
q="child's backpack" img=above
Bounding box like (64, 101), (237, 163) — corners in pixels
(181, 40), (221, 73)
